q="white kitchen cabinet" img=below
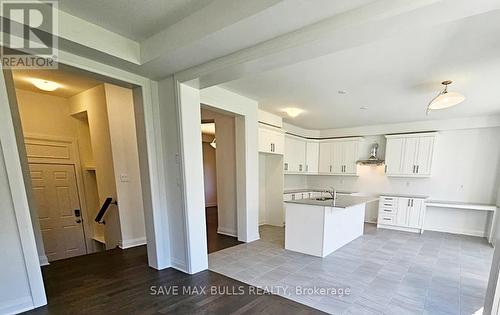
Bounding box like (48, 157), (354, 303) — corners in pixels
(258, 124), (284, 155)
(318, 142), (332, 173)
(384, 133), (436, 177)
(318, 138), (362, 175)
(305, 141), (319, 173)
(377, 195), (427, 233)
(284, 135), (306, 173)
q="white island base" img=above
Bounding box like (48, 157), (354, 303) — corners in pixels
(285, 203), (366, 257)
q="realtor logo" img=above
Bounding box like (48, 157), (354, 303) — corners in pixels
(1, 0), (58, 69)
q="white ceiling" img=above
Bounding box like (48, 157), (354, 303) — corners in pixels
(221, 10), (500, 130)
(58, 0), (214, 41)
(12, 68), (103, 98)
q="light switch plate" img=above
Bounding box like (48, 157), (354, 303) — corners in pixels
(120, 173), (129, 182)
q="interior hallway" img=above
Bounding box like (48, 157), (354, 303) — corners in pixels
(206, 206), (242, 253)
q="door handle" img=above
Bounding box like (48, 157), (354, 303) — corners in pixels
(76, 219), (82, 223)
(74, 209), (81, 217)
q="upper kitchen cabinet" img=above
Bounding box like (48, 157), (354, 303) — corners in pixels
(384, 132), (437, 177)
(305, 141), (319, 174)
(284, 135), (306, 173)
(258, 124), (285, 155)
(318, 138), (363, 175)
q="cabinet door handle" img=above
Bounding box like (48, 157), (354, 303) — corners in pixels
(284, 163), (288, 171)
(411, 199), (414, 207)
(306, 165), (309, 172)
(412, 165), (416, 173)
(385, 165), (387, 173)
(299, 164), (302, 171)
(329, 165), (332, 172)
(416, 165), (419, 173)
(408, 199), (410, 206)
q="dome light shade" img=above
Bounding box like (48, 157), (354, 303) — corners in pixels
(283, 107), (304, 118)
(427, 80), (465, 114)
(30, 78), (61, 91)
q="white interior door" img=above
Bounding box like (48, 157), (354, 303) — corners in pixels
(29, 163), (87, 262)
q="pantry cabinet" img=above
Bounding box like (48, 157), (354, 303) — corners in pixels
(258, 124), (285, 155)
(377, 195), (427, 233)
(384, 133), (436, 177)
(318, 138), (363, 175)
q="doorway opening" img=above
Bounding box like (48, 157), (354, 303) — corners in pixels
(8, 65), (149, 265)
(201, 107), (242, 254)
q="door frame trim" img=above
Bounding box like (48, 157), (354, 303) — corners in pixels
(25, 133), (93, 256)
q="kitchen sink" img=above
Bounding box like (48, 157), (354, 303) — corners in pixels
(315, 197), (334, 201)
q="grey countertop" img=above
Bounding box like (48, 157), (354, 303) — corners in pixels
(284, 188), (356, 195)
(284, 195), (379, 208)
(380, 193), (430, 199)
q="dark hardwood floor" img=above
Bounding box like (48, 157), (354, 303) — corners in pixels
(206, 206), (242, 253)
(24, 245), (323, 315)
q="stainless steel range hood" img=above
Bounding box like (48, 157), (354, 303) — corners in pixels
(357, 143), (385, 166)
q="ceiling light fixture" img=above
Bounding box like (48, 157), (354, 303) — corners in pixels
(426, 80), (465, 115)
(283, 107), (304, 118)
(30, 78), (61, 91)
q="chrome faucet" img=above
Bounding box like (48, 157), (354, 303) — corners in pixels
(325, 186), (337, 200)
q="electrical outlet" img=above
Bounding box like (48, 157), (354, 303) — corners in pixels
(120, 173), (129, 182)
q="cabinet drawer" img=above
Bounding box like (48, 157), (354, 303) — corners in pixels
(379, 206), (397, 214)
(378, 214), (395, 225)
(380, 196), (397, 205)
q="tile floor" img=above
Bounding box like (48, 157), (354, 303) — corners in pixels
(208, 224), (493, 315)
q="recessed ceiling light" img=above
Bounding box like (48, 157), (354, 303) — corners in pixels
(30, 78), (61, 91)
(338, 90), (347, 94)
(283, 107), (304, 118)
(359, 106), (368, 110)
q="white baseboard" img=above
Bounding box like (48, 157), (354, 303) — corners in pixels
(118, 237), (147, 249)
(377, 224), (422, 234)
(171, 258), (188, 273)
(0, 296), (34, 315)
(39, 255), (49, 266)
(217, 226), (237, 237)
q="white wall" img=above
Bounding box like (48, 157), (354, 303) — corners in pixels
(201, 108), (237, 236)
(259, 153), (284, 226)
(0, 145), (36, 314)
(105, 84), (146, 248)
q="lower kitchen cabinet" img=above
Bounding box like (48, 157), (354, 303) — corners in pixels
(377, 195), (427, 233)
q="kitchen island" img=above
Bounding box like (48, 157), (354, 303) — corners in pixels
(284, 195), (378, 257)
